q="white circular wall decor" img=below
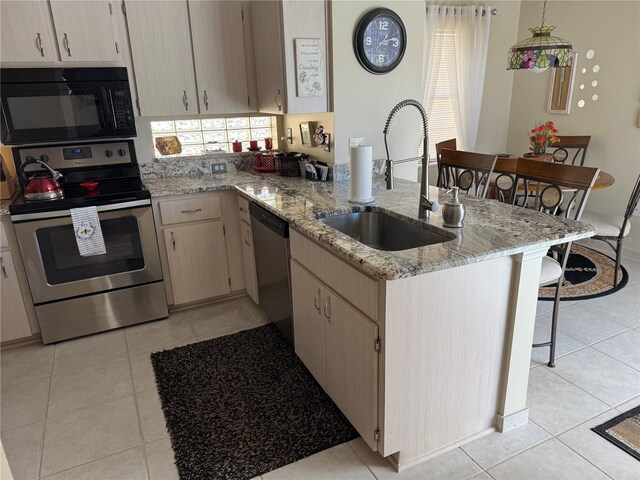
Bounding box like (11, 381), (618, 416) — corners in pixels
(578, 99), (585, 108)
(586, 49), (595, 59)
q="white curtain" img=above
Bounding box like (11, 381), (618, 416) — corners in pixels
(423, 4), (492, 151)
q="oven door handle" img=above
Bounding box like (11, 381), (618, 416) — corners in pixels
(10, 199), (151, 222)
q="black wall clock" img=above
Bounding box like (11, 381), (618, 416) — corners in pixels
(354, 8), (407, 74)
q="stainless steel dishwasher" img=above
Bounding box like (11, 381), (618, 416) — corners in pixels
(249, 202), (293, 343)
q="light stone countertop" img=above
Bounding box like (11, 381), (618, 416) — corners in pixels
(146, 172), (595, 280)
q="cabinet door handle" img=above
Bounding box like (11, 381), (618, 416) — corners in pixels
(275, 89), (282, 112)
(323, 295), (331, 323)
(36, 33), (44, 56)
(170, 231), (176, 251)
(180, 208), (202, 213)
(203, 90), (209, 110)
(183, 91), (188, 111)
(63, 33), (71, 56)
(239, 207), (247, 213)
(0, 256), (7, 279)
(244, 237), (250, 246)
(313, 288), (321, 313)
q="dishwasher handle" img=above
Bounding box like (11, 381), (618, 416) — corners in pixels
(249, 202), (289, 237)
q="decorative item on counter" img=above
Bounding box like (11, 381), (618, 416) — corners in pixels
(248, 140), (259, 151)
(528, 120), (559, 155)
(275, 152), (308, 177)
(442, 187), (465, 228)
(254, 152), (276, 172)
(349, 144), (374, 204)
(315, 163), (329, 181)
(232, 140), (242, 153)
(305, 163), (318, 181)
(264, 137), (273, 150)
(155, 136), (182, 155)
(205, 141), (224, 152)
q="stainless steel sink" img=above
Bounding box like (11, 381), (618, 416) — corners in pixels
(319, 211), (455, 251)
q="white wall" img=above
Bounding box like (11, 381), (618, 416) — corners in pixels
(330, 0), (521, 184)
(331, 1), (426, 168)
(506, 1), (640, 254)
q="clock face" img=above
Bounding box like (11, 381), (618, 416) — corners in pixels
(354, 8), (406, 74)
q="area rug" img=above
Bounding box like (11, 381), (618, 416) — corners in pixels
(538, 244), (629, 301)
(592, 406), (640, 461)
(151, 323), (358, 480)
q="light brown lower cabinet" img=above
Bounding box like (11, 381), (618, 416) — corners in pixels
(291, 260), (379, 450)
(0, 251), (32, 342)
(163, 221), (230, 305)
(239, 219), (259, 304)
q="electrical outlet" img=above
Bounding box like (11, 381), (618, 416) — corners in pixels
(349, 137), (365, 148)
(211, 163), (227, 173)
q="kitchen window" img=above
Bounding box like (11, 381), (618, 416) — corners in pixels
(150, 116), (277, 157)
(425, 31), (459, 161)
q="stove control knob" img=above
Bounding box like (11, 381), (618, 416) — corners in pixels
(105, 149), (113, 158)
(40, 155), (49, 163)
(25, 155), (35, 161)
(118, 148), (127, 157)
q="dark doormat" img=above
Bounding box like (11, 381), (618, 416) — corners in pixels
(538, 244), (629, 301)
(592, 406), (640, 461)
(150, 323), (359, 480)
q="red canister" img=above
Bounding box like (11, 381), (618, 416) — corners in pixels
(232, 141), (242, 152)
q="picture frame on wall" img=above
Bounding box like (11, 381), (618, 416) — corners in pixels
(547, 52), (578, 114)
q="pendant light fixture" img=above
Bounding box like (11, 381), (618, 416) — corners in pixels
(507, 0), (573, 71)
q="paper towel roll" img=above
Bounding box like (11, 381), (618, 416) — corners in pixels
(349, 145), (374, 203)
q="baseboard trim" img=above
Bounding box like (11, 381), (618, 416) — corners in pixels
(496, 407), (529, 432)
(388, 426), (496, 472)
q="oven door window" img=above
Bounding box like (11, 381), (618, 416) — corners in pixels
(35, 216), (145, 285)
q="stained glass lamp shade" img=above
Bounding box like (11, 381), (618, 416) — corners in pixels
(508, 25), (573, 70)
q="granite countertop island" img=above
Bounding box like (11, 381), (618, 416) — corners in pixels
(143, 171), (594, 280)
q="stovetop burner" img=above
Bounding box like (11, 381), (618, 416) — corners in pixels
(9, 179), (151, 215)
(9, 139), (149, 217)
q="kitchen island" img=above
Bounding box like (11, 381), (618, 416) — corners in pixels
(144, 172), (594, 471)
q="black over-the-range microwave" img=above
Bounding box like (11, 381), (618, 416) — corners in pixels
(1, 67), (136, 145)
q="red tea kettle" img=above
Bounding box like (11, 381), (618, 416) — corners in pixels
(18, 158), (65, 201)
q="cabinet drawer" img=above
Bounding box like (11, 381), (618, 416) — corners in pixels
(159, 196), (222, 225)
(238, 196), (250, 224)
(290, 230), (378, 320)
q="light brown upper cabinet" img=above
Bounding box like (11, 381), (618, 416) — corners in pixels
(1, 0), (119, 63)
(49, 0), (119, 62)
(125, 0), (252, 117)
(250, 0), (328, 114)
(188, 1), (251, 114)
(124, 0), (197, 116)
(0, 1), (56, 62)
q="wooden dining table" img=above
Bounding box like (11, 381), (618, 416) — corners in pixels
(493, 156), (615, 190)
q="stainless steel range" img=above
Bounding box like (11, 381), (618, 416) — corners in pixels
(9, 140), (168, 343)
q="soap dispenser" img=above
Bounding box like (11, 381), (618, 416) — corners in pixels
(442, 187), (465, 228)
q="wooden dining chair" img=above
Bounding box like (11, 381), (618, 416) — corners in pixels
(580, 173), (640, 287)
(510, 158), (600, 367)
(435, 138), (457, 166)
(550, 135), (591, 166)
(492, 156), (518, 203)
(437, 149), (497, 198)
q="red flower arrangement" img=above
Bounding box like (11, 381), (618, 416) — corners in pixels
(529, 121), (559, 154)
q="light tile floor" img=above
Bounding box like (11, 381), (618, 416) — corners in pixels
(1, 250), (639, 480)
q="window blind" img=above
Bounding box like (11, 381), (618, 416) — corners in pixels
(426, 31), (459, 161)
